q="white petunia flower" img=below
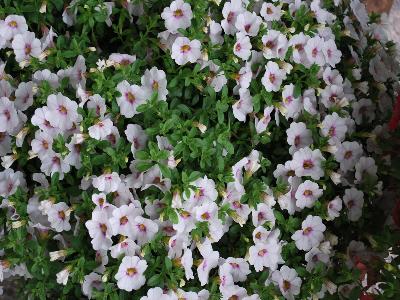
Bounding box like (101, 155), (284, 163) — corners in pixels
(255, 106), (274, 134)
(88, 118), (113, 140)
(262, 30), (288, 60)
(248, 238), (284, 272)
(305, 36), (325, 66)
(109, 204), (144, 238)
(260, 3), (282, 21)
(132, 216), (159, 246)
(262, 61), (287, 92)
(140, 287), (175, 300)
(252, 203), (275, 228)
(110, 238), (140, 259)
(115, 256), (147, 292)
(15, 81), (34, 111)
(82, 272), (103, 299)
(11, 32), (42, 62)
(161, 0), (193, 33)
(343, 188), (364, 222)
(0, 15), (28, 40)
(233, 32), (252, 61)
(327, 196), (343, 220)
(33, 69), (60, 89)
(45, 93), (79, 131)
(116, 80), (146, 118)
(0, 97), (19, 133)
(291, 147), (325, 180)
(288, 33), (310, 65)
(92, 172), (121, 194)
(355, 157), (378, 183)
(232, 88), (253, 122)
(141, 67), (168, 101)
(321, 112), (347, 145)
(271, 265), (302, 300)
(197, 238), (220, 286)
(85, 210), (113, 251)
(286, 122), (313, 155)
(125, 124), (148, 156)
(291, 215), (326, 251)
(47, 202), (71, 232)
(281, 84), (302, 120)
(334, 141), (363, 172)
(305, 247), (330, 272)
(235, 11), (262, 37)
(295, 180), (323, 209)
(171, 37), (201, 65)
(221, 0), (245, 35)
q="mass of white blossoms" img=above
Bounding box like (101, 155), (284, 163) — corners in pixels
(0, 0), (399, 299)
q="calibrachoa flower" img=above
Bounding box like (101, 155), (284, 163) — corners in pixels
(292, 215), (326, 251)
(0, 0), (399, 298)
(115, 256), (147, 292)
(171, 37), (201, 65)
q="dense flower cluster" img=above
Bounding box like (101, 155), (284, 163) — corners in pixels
(0, 0), (399, 299)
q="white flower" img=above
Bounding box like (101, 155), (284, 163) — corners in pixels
(197, 238), (219, 286)
(278, 176), (301, 215)
(141, 67), (168, 101)
(125, 124), (148, 156)
(40, 151), (71, 179)
(291, 147), (325, 180)
(88, 118), (113, 140)
(260, 3), (282, 21)
(271, 265), (302, 300)
(320, 84), (345, 109)
(221, 0), (245, 35)
(116, 80), (146, 118)
(281, 84), (302, 119)
(108, 53), (136, 66)
(252, 203), (275, 228)
(110, 238), (140, 258)
(82, 272), (103, 299)
(321, 113), (347, 145)
(12, 32), (42, 62)
(45, 93), (79, 131)
(85, 210), (113, 251)
(0, 97), (19, 133)
(327, 196), (343, 220)
(209, 21), (224, 45)
(286, 122), (313, 155)
(235, 11), (261, 37)
(288, 33), (310, 65)
(56, 267), (71, 285)
(87, 94), (107, 117)
(132, 216), (159, 246)
(255, 106), (274, 134)
(305, 36), (325, 66)
(223, 257), (251, 282)
(221, 285), (248, 299)
(295, 180), (323, 209)
(232, 88), (253, 122)
(352, 98), (375, 125)
(33, 69), (60, 89)
(0, 15), (28, 40)
(248, 238), (284, 272)
(184, 175), (218, 209)
(47, 202), (71, 232)
(195, 202), (223, 242)
(233, 32), (252, 60)
(140, 287), (175, 300)
(15, 81), (34, 111)
(161, 0), (193, 34)
(343, 188), (364, 222)
(92, 172), (121, 194)
(291, 215), (326, 251)
(322, 39), (341, 67)
(323, 67), (343, 86)
(171, 37), (201, 65)
(262, 30), (288, 60)
(334, 141), (363, 172)
(109, 204), (143, 238)
(182, 248), (194, 280)
(262, 61), (287, 92)
(57, 55), (86, 89)
(115, 256), (147, 292)
(305, 247), (330, 272)
(355, 157), (378, 183)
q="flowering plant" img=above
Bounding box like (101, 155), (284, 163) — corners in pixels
(0, 0), (400, 299)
